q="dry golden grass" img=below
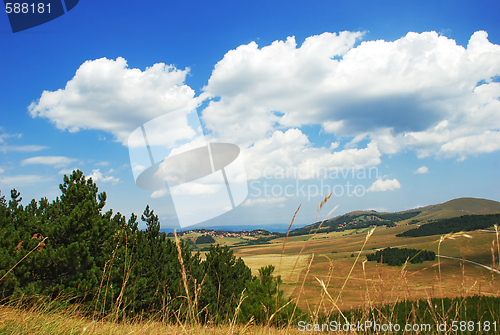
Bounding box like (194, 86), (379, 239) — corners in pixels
(2, 194), (500, 334)
(233, 222), (500, 314)
(241, 254), (309, 281)
(0, 304), (309, 335)
(3, 228), (498, 335)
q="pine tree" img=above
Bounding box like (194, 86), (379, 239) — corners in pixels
(201, 244), (252, 322)
(241, 265), (296, 325)
(33, 170), (116, 300)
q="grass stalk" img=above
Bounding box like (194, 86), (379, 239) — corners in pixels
(334, 227), (375, 305)
(174, 228), (196, 325)
(495, 224), (500, 270)
(0, 237), (48, 283)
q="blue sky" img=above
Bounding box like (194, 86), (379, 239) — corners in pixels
(1, 0), (499, 230)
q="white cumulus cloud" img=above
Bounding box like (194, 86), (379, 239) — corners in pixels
(438, 130), (500, 161)
(367, 178), (401, 192)
(151, 188), (169, 199)
(244, 129), (381, 180)
(415, 166), (429, 174)
(28, 57), (198, 145)
(201, 30), (500, 163)
(27, 31), (500, 180)
(89, 169), (120, 185)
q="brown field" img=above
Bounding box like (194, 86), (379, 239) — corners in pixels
(241, 254), (310, 281)
(0, 304), (306, 335)
(232, 224), (500, 313)
(3, 222), (500, 334)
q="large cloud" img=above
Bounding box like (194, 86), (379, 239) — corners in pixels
(244, 128), (381, 180)
(27, 31), (500, 182)
(29, 57), (198, 145)
(201, 31), (500, 161)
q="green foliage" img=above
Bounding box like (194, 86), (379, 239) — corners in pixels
(337, 295), (500, 328)
(195, 234), (215, 244)
(238, 236), (273, 246)
(241, 265), (298, 326)
(366, 247), (435, 266)
(101, 207), (205, 320)
(201, 244), (252, 322)
(376, 211), (422, 222)
(0, 170), (298, 325)
(397, 214), (500, 237)
(0, 171), (116, 301)
(0, 171), (205, 319)
(289, 211), (419, 236)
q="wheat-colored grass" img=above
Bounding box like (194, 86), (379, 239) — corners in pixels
(0, 304), (309, 335)
(2, 195), (500, 334)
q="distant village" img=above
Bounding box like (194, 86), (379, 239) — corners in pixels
(167, 228), (276, 239)
(333, 214), (409, 230)
(167, 214), (412, 240)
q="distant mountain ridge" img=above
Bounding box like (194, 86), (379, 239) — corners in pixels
(161, 223), (295, 234)
(290, 197), (500, 235)
(164, 197), (500, 235)
(410, 197), (500, 221)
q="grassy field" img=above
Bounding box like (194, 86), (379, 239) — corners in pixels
(3, 225), (499, 334)
(0, 304), (306, 334)
(233, 223), (500, 313)
(241, 254), (309, 281)
(2, 197), (500, 334)
(180, 232), (271, 251)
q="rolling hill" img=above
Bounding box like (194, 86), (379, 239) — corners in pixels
(290, 197), (500, 236)
(411, 197), (500, 221)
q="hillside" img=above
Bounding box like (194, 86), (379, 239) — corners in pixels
(290, 197), (500, 236)
(412, 197), (500, 221)
(397, 213), (500, 237)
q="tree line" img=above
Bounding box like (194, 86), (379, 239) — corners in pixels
(289, 211), (421, 236)
(0, 170), (299, 325)
(396, 214), (500, 237)
(366, 247), (436, 266)
(337, 295), (500, 326)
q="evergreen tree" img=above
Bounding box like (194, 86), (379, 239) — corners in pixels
(195, 235), (215, 244)
(34, 170), (116, 300)
(108, 206), (204, 318)
(1, 171), (303, 325)
(241, 265), (297, 325)
(201, 244), (252, 322)
(0, 189), (43, 298)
